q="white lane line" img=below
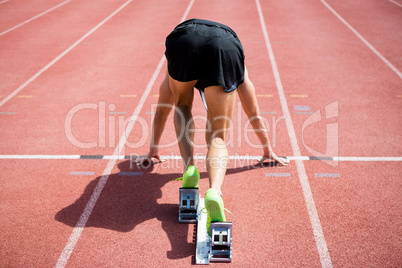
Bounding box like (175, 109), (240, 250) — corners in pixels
(134, 155), (402, 162)
(255, 1), (333, 267)
(70, 171), (95, 176)
(54, 1), (195, 267)
(294, 105), (311, 111)
(0, 0), (71, 36)
(0, 155), (401, 161)
(53, 1), (134, 267)
(102, 155), (127, 160)
(266, 173), (291, 177)
(333, 156), (402, 161)
(0, 155), (81, 159)
(320, 0), (402, 80)
(0, 0), (130, 110)
(315, 173), (340, 178)
(389, 0), (402, 8)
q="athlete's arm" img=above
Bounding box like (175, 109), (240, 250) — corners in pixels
(237, 67), (288, 166)
(136, 71), (174, 166)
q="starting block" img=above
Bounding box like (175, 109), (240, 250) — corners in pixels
(195, 198), (233, 264)
(209, 222), (233, 262)
(179, 188), (199, 223)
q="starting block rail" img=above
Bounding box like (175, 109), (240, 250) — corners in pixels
(196, 198), (210, 264)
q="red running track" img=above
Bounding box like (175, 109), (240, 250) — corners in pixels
(0, 0), (401, 267)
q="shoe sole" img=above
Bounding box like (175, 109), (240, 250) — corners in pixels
(205, 200), (225, 222)
(183, 175), (198, 188)
(182, 166), (199, 188)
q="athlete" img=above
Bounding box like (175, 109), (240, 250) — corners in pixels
(136, 19), (288, 232)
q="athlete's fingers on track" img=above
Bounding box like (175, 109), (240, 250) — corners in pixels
(135, 155), (164, 167)
(258, 156), (289, 166)
(277, 157), (289, 166)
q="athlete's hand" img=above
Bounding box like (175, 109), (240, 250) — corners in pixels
(259, 151), (289, 166)
(135, 148), (163, 167)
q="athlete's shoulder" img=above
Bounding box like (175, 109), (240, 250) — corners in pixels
(176, 18), (237, 37)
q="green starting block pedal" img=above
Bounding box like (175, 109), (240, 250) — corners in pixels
(195, 198), (233, 264)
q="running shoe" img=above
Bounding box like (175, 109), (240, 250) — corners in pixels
(205, 188), (226, 235)
(176, 165), (199, 188)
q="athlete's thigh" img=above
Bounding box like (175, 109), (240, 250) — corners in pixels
(168, 75), (197, 107)
(203, 86), (237, 139)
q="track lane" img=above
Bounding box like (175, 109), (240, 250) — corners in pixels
(259, 0), (402, 158)
(323, 0), (402, 72)
(0, 0), (401, 267)
(306, 161), (402, 267)
(0, 0), (191, 267)
(0, 0), (129, 101)
(0, 0), (176, 156)
(0, 0), (68, 32)
(259, 0), (401, 266)
(54, 0), (320, 266)
(256, 0), (333, 266)
(0, 0), (71, 36)
(63, 0), (323, 267)
(0, 159), (108, 267)
(55, 0), (197, 267)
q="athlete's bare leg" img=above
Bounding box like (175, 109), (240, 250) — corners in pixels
(168, 75), (197, 170)
(204, 86), (236, 195)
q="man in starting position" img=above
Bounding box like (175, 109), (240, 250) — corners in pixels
(137, 18), (288, 232)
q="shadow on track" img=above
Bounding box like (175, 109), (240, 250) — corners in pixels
(55, 159), (280, 260)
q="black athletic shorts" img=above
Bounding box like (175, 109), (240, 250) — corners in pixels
(165, 19), (245, 93)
